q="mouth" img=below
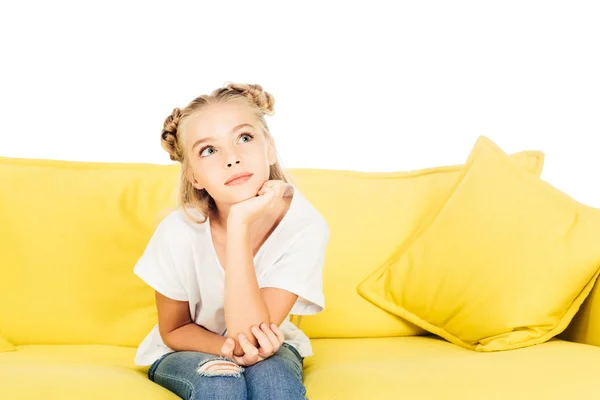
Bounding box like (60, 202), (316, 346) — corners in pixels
(225, 173), (253, 186)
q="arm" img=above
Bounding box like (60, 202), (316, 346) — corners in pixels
(156, 291), (227, 356)
(223, 221), (299, 355)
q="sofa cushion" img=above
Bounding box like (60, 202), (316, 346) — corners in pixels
(289, 149), (544, 338)
(357, 136), (600, 351)
(0, 344), (177, 399)
(4, 339), (599, 399)
(304, 336), (600, 399)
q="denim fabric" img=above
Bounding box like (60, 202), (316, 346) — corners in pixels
(147, 342), (306, 400)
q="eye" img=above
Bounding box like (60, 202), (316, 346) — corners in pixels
(199, 146), (215, 157)
(198, 133), (253, 158)
(238, 133), (254, 143)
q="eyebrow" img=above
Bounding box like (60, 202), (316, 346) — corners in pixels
(191, 123), (255, 150)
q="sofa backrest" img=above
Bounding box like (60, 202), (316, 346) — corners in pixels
(0, 157), (181, 347)
(0, 151), (544, 346)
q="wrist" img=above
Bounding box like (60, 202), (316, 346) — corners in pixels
(214, 336), (229, 357)
(227, 215), (250, 232)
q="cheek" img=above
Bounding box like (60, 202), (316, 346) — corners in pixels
(243, 145), (270, 167)
(190, 161), (216, 186)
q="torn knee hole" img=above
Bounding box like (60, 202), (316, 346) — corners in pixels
(196, 359), (243, 377)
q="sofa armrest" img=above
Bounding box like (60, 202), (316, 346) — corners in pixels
(561, 278), (600, 346)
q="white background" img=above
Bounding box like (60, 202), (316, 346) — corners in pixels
(1, 1), (598, 206)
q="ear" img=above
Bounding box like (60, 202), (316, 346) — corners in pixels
(266, 135), (277, 166)
(184, 165), (205, 190)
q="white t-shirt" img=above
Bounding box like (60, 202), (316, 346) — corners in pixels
(132, 184), (330, 367)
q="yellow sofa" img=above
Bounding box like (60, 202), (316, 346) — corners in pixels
(2, 150), (600, 399)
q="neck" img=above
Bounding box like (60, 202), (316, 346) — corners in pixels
(210, 203), (233, 229)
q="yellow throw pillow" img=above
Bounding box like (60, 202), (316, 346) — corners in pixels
(0, 335), (15, 352)
(288, 149), (544, 339)
(357, 135), (600, 351)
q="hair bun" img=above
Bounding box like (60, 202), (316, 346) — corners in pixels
(161, 108), (183, 162)
(223, 82), (275, 115)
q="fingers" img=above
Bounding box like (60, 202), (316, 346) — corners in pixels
(251, 323), (284, 358)
(262, 180), (277, 188)
(239, 333), (263, 366)
(257, 183), (275, 196)
(260, 323), (281, 352)
(220, 338), (235, 359)
(271, 323), (285, 344)
(259, 180), (287, 199)
(257, 185), (279, 211)
(260, 185), (276, 198)
(257, 180), (271, 195)
(252, 324), (274, 356)
(238, 334), (259, 359)
(233, 325), (283, 366)
(233, 354), (247, 366)
(258, 186), (272, 196)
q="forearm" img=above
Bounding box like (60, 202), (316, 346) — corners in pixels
(224, 221), (271, 350)
(162, 322), (226, 356)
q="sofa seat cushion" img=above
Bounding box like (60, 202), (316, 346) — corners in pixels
(0, 345), (177, 399)
(304, 336), (600, 399)
(3, 338), (599, 399)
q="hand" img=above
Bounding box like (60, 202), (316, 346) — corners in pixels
(219, 323), (286, 367)
(228, 180), (292, 227)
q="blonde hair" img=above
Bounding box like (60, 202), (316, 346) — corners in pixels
(160, 82), (292, 224)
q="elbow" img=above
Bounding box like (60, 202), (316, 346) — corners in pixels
(158, 323), (186, 349)
(160, 330), (173, 349)
(227, 308), (271, 334)
(228, 319), (272, 341)
(158, 329), (173, 349)
(227, 316), (272, 345)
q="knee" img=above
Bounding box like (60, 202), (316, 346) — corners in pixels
(152, 352), (247, 400)
(245, 360), (306, 399)
(191, 358), (246, 400)
(196, 357), (244, 378)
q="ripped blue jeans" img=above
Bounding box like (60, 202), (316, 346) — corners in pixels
(147, 342), (306, 400)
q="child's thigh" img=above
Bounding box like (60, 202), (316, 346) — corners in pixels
(149, 351), (247, 400)
(244, 344), (306, 400)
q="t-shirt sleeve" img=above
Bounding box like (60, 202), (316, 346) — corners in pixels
(133, 218), (189, 302)
(259, 220), (330, 315)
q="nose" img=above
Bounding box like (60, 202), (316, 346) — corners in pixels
(224, 145), (242, 168)
(225, 150), (241, 168)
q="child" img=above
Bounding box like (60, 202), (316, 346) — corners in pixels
(133, 82), (330, 400)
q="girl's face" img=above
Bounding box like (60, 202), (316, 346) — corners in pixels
(183, 102), (277, 205)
